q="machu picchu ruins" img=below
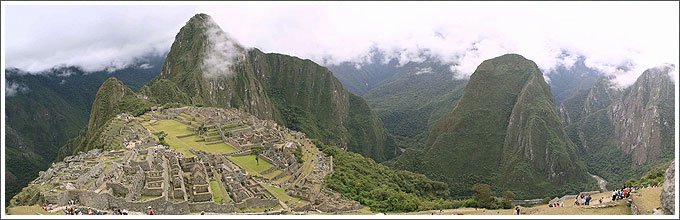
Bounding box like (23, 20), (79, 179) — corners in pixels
(9, 106), (361, 215)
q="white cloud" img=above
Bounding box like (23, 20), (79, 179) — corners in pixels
(139, 63), (153, 69)
(200, 16), (245, 79)
(5, 82), (29, 97)
(3, 1), (678, 88)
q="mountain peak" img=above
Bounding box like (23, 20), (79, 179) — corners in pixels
(161, 13), (245, 79)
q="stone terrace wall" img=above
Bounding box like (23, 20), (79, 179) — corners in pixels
(42, 189), (235, 214)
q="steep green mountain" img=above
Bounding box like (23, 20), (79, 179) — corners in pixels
(328, 52), (601, 152)
(558, 65), (676, 188)
(140, 13), (396, 162)
(58, 78), (154, 157)
(4, 56), (163, 202)
(395, 54), (594, 199)
(362, 61), (467, 149)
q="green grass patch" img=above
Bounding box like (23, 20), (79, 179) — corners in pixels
(262, 170), (283, 180)
(227, 155), (273, 176)
(140, 195), (161, 201)
(263, 183), (300, 204)
(210, 180), (228, 205)
(7, 205), (60, 215)
(273, 175), (292, 184)
(148, 119), (237, 157)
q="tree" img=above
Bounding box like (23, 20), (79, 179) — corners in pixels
(501, 190), (516, 209)
(471, 183), (494, 208)
(198, 124), (207, 137)
(251, 146), (265, 165)
(153, 131), (168, 146)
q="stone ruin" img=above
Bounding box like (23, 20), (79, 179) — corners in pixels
(10, 106), (362, 214)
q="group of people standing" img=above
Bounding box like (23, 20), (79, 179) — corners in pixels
(574, 194), (593, 206)
(612, 184), (634, 201)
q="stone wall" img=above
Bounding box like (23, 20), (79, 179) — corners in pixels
(660, 160), (675, 215)
(106, 182), (129, 198)
(43, 189), (197, 214)
(188, 201), (234, 213)
(233, 197), (279, 209)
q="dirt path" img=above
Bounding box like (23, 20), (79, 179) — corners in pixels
(588, 173), (608, 192)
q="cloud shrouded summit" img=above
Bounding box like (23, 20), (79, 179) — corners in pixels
(3, 2), (678, 87)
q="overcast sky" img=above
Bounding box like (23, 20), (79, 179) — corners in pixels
(2, 1), (678, 87)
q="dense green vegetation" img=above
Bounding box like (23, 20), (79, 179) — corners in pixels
(58, 78), (155, 158)
(394, 54), (593, 200)
(314, 139), (459, 212)
(559, 67), (675, 189)
(4, 56), (162, 202)
(362, 62), (467, 149)
(625, 167), (667, 188)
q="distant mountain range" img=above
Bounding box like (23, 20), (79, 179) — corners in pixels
(4, 53), (165, 201)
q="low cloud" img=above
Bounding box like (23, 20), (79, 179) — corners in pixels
(139, 63), (153, 69)
(5, 82), (29, 97)
(200, 16), (245, 79)
(4, 2), (678, 88)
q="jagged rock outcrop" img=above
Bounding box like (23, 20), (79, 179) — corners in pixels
(660, 160), (675, 215)
(609, 65), (675, 166)
(141, 13), (396, 161)
(557, 64), (675, 188)
(396, 54), (592, 198)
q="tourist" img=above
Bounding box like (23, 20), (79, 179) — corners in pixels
(515, 206), (520, 215)
(574, 198), (579, 206)
(148, 206), (156, 215)
(560, 202), (564, 207)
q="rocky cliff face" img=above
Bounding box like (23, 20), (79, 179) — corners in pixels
(557, 65), (675, 188)
(141, 13), (273, 120)
(397, 54), (592, 198)
(660, 160), (675, 215)
(609, 66), (675, 167)
(141, 13), (396, 161)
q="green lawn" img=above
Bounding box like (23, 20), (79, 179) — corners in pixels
(210, 180), (228, 204)
(262, 183), (300, 204)
(227, 155), (273, 176)
(140, 195), (161, 201)
(263, 170), (283, 180)
(148, 119), (237, 157)
(273, 175), (292, 184)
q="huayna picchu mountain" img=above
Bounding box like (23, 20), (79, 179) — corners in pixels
(558, 64), (675, 188)
(139, 13), (396, 162)
(395, 54), (594, 199)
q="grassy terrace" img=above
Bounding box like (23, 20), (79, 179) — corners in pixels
(262, 170), (283, 180)
(210, 170), (232, 204)
(7, 206), (60, 215)
(210, 180), (228, 204)
(147, 119), (237, 157)
(631, 187), (662, 214)
(226, 155), (273, 177)
(262, 183), (301, 205)
(140, 195), (161, 201)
